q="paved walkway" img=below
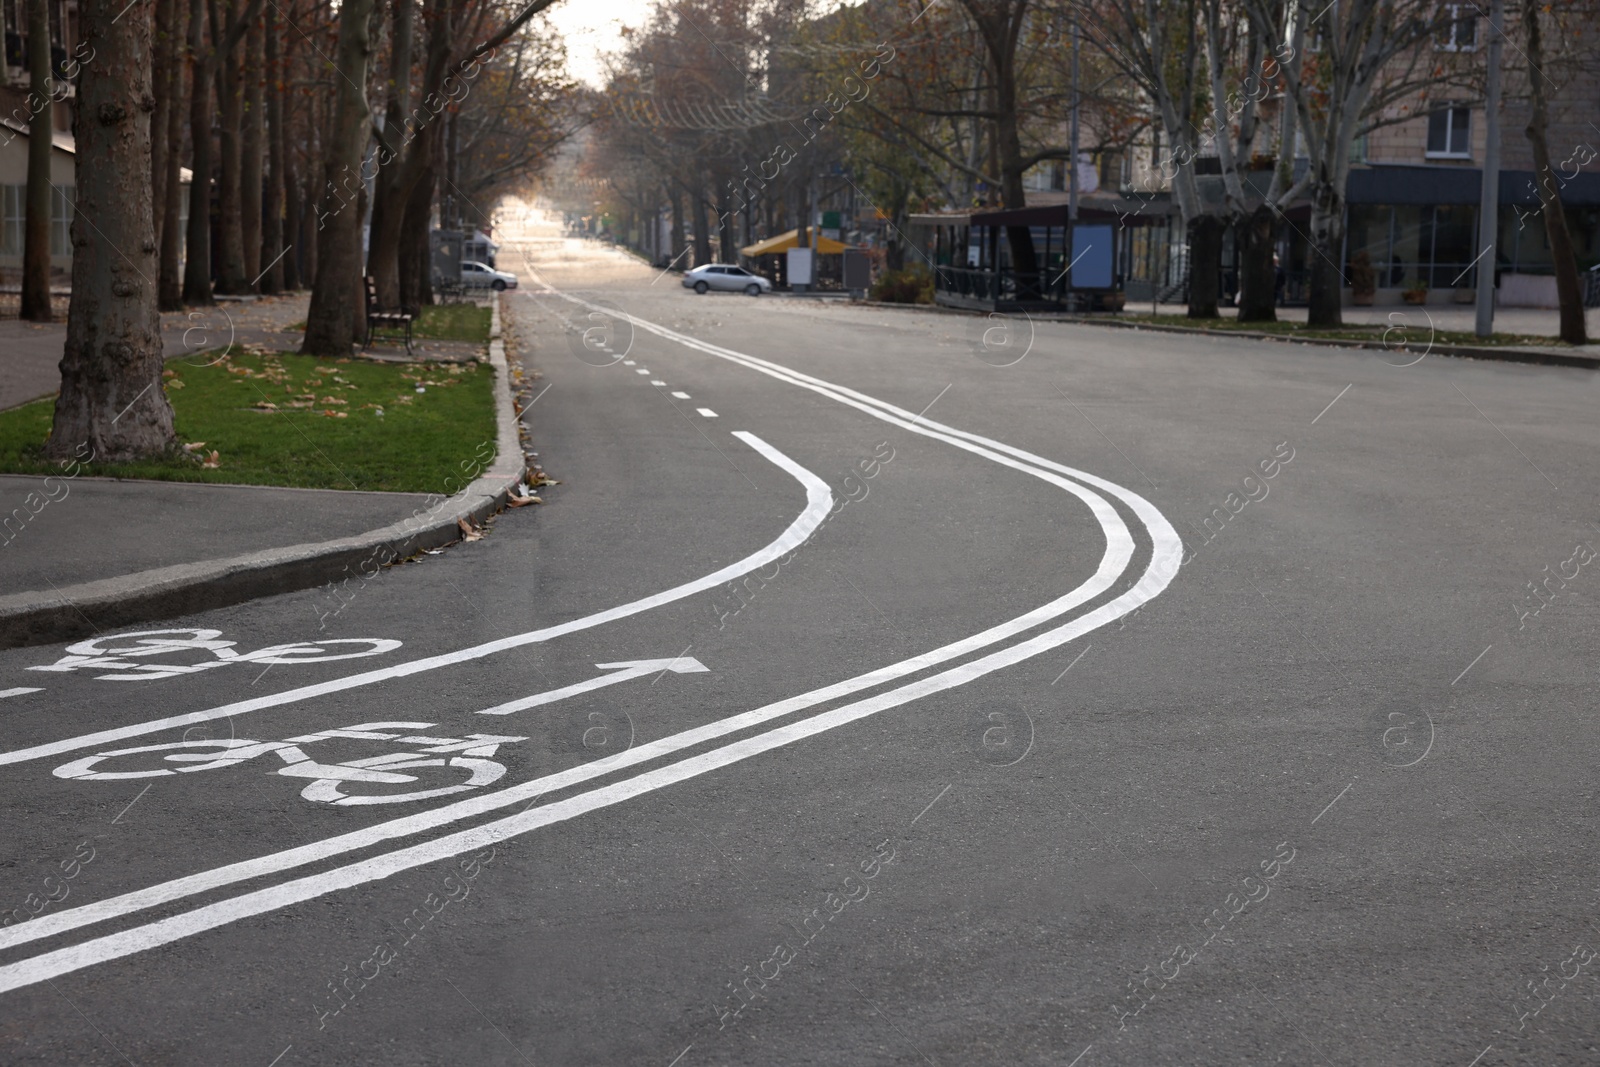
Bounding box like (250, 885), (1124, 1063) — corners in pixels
(0, 475), (434, 595)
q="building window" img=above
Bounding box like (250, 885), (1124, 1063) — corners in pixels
(0, 185), (22, 255)
(1426, 106), (1472, 158)
(50, 183), (72, 256)
(1436, 3), (1478, 50)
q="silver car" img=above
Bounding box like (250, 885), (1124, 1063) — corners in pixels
(682, 264), (772, 296)
(459, 260), (518, 291)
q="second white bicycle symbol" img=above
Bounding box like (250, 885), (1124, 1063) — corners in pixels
(27, 628), (402, 681)
(53, 722), (526, 806)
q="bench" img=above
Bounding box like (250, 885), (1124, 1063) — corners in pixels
(364, 276), (416, 354)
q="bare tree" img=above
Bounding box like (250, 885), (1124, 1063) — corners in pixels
(301, 0), (379, 356)
(45, 0), (175, 461)
(1521, 0), (1588, 345)
(21, 0), (54, 322)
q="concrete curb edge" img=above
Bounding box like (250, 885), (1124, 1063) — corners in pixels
(0, 294), (527, 650)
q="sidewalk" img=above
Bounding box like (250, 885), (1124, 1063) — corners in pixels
(0, 294), (526, 648)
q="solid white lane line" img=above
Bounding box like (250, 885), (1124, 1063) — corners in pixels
(0, 522), (1176, 996)
(0, 423), (1131, 959)
(0, 280), (1177, 976)
(0, 281), (1147, 959)
(697, 408), (718, 418)
(0, 435), (832, 769)
(671, 392), (690, 399)
(538, 280), (1181, 594)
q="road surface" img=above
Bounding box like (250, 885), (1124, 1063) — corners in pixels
(2, 215), (1597, 1066)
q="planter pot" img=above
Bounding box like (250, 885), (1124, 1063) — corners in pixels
(1352, 291), (1375, 306)
(1402, 290), (1428, 305)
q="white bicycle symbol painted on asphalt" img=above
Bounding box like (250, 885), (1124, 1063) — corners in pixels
(53, 722), (527, 806)
(27, 628), (402, 681)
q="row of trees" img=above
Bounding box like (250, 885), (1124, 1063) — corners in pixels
(580, 0), (1596, 338)
(27, 0), (575, 460)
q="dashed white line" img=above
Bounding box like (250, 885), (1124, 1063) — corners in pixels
(651, 380), (666, 386)
(671, 391), (690, 399)
(697, 408), (718, 417)
(0, 687), (43, 700)
(622, 360), (636, 366)
(635, 369), (651, 375)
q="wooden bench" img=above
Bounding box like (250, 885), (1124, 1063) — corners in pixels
(364, 276), (416, 354)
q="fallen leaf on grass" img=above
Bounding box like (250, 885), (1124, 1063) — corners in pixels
(321, 409), (348, 418)
(201, 450), (221, 468)
(319, 396), (348, 405)
(182, 441), (207, 452)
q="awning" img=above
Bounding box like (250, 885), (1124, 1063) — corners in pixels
(1347, 164), (1600, 207)
(741, 229), (852, 256)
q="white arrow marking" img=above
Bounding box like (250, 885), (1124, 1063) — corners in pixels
(477, 658), (709, 716)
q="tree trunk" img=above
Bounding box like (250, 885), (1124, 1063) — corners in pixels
(259, 0), (283, 294)
(399, 156), (435, 310)
(716, 184), (735, 263)
(212, 0), (247, 294)
(151, 0), (173, 255)
(366, 0), (414, 308)
(1523, 0), (1588, 345)
(1305, 182), (1344, 328)
(240, 8), (264, 287)
(1236, 204), (1277, 323)
(667, 184), (686, 266)
(182, 0), (214, 305)
(45, 0), (174, 461)
(158, 0), (188, 311)
(691, 181), (711, 266)
(300, 0), (375, 357)
(21, 0), (54, 322)
(1186, 214), (1224, 319)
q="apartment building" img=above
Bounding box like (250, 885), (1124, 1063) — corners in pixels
(0, 0), (77, 281)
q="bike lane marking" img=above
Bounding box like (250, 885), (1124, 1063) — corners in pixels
(0, 481), (1175, 997)
(0, 433), (830, 768)
(0, 295), (1156, 971)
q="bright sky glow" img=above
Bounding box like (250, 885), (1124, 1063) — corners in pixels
(545, 0), (653, 87)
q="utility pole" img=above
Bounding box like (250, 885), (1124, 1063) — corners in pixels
(1474, 0), (1504, 338)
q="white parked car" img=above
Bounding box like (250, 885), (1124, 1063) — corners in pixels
(459, 260), (518, 291)
(682, 264), (772, 296)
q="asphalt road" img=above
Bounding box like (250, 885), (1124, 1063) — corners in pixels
(2, 213), (1598, 1067)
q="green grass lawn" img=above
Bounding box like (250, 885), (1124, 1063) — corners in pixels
(0, 350), (496, 493)
(288, 303), (492, 344)
(1116, 313), (1561, 347)
(411, 303), (492, 342)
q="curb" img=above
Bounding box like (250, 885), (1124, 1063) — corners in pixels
(849, 299), (1600, 370)
(0, 295), (527, 650)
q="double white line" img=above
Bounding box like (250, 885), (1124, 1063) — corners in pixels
(0, 283), (1180, 994)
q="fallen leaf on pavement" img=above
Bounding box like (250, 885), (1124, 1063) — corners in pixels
(457, 518), (484, 541)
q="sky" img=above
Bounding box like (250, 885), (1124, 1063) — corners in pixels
(545, 0), (653, 88)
